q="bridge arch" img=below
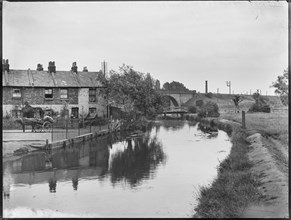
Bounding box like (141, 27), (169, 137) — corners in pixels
(163, 95), (179, 107)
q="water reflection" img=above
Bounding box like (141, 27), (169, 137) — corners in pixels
(109, 134), (166, 187)
(159, 120), (187, 131)
(3, 120), (231, 217)
(3, 130), (167, 193)
(197, 123), (218, 139)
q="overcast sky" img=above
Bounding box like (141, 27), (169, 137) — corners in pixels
(3, 1), (288, 95)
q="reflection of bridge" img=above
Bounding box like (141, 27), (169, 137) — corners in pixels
(162, 106), (188, 117)
(157, 90), (196, 107)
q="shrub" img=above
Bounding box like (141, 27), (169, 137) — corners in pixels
(248, 103), (271, 113)
(205, 92), (213, 99)
(198, 101), (220, 118)
(89, 117), (109, 126)
(188, 106), (197, 113)
(280, 95), (288, 106)
(196, 100), (204, 107)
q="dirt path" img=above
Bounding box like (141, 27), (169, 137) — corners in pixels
(241, 133), (289, 218)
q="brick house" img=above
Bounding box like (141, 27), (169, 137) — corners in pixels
(2, 60), (108, 118)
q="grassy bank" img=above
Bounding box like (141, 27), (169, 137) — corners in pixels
(194, 126), (263, 218)
(220, 110), (288, 146)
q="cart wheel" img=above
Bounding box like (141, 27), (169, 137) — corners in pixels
(43, 121), (52, 132)
(35, 124), (42, 132)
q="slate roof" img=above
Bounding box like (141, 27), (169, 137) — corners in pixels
(2, 69), (104, 88)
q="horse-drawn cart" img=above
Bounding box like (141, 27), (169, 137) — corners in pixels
(34, 117), (53, 132)
(15, 116), (54, 132)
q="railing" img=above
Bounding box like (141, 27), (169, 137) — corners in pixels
(49, 117), (109, 143)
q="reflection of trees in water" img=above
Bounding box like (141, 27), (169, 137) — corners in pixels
(109, 134), (166, 187)
(161, 120), (187, 131)
(197, 123), (218, 139)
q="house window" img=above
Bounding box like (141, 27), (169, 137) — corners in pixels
(45, 89), (53, 99)
(89, 88), (96, 102)
(12, 88), (21, 98)
(71, 107), (79, 118)
(60, 89), (68, 99)
(88, 108), (97, 118)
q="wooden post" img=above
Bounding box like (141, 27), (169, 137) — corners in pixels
(66, 118), (68, 139)
(242, 111), (246, 129)
(46, 139), (49, 150)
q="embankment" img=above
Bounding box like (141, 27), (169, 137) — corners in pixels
(193, 117), (288, 218)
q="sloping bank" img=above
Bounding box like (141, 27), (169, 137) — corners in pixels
(192, 117), (264, 218)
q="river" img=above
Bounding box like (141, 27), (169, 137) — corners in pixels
(3, 120), (232, 218)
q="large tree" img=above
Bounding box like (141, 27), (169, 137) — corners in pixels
(162, 81), (189, 91)
(271, 69), (288, 105)
(97, 64), (166, 118)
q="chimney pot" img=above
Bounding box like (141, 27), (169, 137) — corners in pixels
(48, 61), (56, 73)
(2, 59), (9, 72)
(71, 62), (78, 73)
(37, 64), (43, 71)
(83, 66), (88, 72)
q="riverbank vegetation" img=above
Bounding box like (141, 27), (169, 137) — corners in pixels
(194, 126), (263, 218)
(97, 64), (166, 120)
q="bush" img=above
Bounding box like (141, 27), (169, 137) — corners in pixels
(198, 101), (220, 118)
(188, 106), (197, 113)
(205, 92), (213, 99)
(89, 117), (109, 126)
(248, 103), (271, 113)
(3, 118), (23, 130)
(280, 95), (288, 106)
(196, 100), (204, 107)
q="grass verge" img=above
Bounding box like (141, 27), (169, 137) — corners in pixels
(194, 126), (263, 218)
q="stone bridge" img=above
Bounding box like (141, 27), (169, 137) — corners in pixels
(157, 90), (196, 107)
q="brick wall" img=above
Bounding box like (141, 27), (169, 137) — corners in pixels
(2, 87), (78, 105)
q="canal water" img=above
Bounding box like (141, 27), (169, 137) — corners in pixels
(3, 120), (232, 218)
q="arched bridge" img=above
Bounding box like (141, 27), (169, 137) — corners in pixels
(157, 90), (196, 107)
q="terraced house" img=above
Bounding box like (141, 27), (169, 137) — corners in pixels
(2, 60), (108, 118)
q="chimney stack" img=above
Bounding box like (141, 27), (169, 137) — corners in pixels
(48, 61), (56, 73)
(205, 80), (208, 93)
(101, 61), (107, 75)
(37, 64), (43, 71)
(2, 59), (10, 72)
(71, 62), (78, 73)
(83, 66), (88, 72)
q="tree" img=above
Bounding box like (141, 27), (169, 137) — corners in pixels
(97, 64), (166, 119)
(162, 81), (189, 91)
(271, 69), (288, 105)
(232, 95), (243, 113)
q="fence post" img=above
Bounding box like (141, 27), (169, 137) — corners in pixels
(78, 121), (80, 136)
(242, 111), (246, 129)
(66, 118), (68, 139)
(90, 123), (92, 133)
(51, 120), (53, 143)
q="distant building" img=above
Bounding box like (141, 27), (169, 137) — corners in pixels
(2, 60), (107, 118)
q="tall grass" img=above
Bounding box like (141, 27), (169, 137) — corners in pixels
(194, 127), (263, 218)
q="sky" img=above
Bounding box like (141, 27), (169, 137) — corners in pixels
(3, 1), (288, 95)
